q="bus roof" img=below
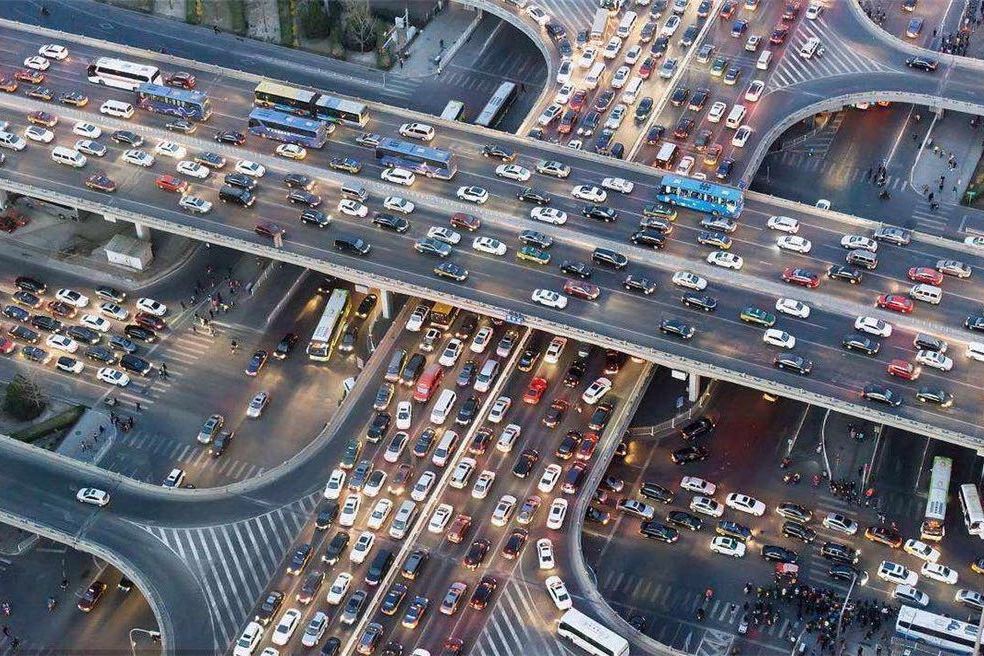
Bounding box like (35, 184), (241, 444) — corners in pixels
(255, 80), (317, 103)
(91, 56), (160, 74)
(377, 137), (452, 164)
(315, 94), (368, 114)
(137, 83), (209, 104)
(248, 107), (324, 131)
(474, 82), (516, 127)
(661, 174), (743, 200)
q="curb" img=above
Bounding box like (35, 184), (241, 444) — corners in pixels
(436, 6), (484, 74)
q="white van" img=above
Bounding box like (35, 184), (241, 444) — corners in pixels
(799, 37), (820, 59)
(99, 99), (134, 119)
(340, 183), (368, 201)
(616, 11), (638, 38)
(585, 62), (606, 90)
(966, 342), (984, 362)
(621, 76), (643, 105)
(910, 283), (942, 305)
(432, 429), (459, 467)
(51, 146), (87, 168)
(474, 359), (500, 393)
(757, 50), (773, 70)
(430, 389), (457, 425)
(0, 131), (27, 151)
(399, 122), (435, 142)
(726, 104), (747, 129)
(388, 499), (418, 540)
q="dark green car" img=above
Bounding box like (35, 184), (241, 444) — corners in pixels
(740, 306), (777, 327)
(340, 438), (362, 469)
(710, 56), (729, 77)
(517, 245), (551, 265)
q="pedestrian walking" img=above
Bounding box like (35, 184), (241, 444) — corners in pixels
(191, 325), (197, 334)
(179, 301), (186, 310)
(208, 309), (215, 320)
(3, 625), (10, 637)
(135, 401), (142, 411)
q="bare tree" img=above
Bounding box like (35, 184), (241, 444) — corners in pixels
(342, 0), (376, 51)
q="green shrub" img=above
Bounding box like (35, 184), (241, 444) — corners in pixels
(11, 405), (85, 443)
(3, 374), (47, 422)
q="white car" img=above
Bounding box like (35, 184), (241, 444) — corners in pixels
(603, 36), (624, 59)
(399, 122), (435, 141)
(555, 59), (572, 85)
(602, 177), (634, 194)
(690, 495), (724, 517)
(964, 235), (984, 249)
(25, 126), (54, 143)
(395, 401), (412, 430)
(547, 498), (568, 529)
(538, 103), (563, 126)
(822, 512), (858, 535)
(708, 101), (727, 123)
(97, 367), (130, 387)
(777, 235), (812, 253)
(384, 196), (415, 214)
(234, 623), (263, 656)
(879, 561), (918, 586)
(676, 156), (695, 175)
(338, 199), (368, 217)
(136, 298), (167, 316)
(544, 337), (566, 364)
(323, 470), (345, 500)
(625, 45), (643, 65)
(246, 392), (269, 419)
(381, 166), (416, 186)
(855, 316), (892, 337)
(57, 358), (84, 374)
(179, 195), (212, 214)
(457, 186), (489, 204)
(775, 298), (810, 318)
(841, 235), (878, 252)
(956, 589), (984, 610)
(710, 536), (746, 558)
(725, 493), (767, 516)
(56, 288), (89, 308)
(176, 160), (209, 179)
(611, 66), (631, 89)
(920, 563), (958, 585)
(428, 503), (454, 533)
(763, 328), (796, 349)
(472, 237), (507, 256)
(339, 494), (360, 527)
(582, 377), (612, 404)
(100, 302), (129, 321)
(155, 141), (187, 159)
(47, 334), (78, 354)
(122, 149), (154, 167)
(916, 349), (953, 372)
(604, 105), (627, 131)
(899, 540), (939, 567)
(526, 3), (552, 25)
(491, 494), (518, 527)
(236, 160), (266, 177)
(707, 251), (743, 270)
(537, 538), (556, 570)
(271, 609), (302, 646)
(366, 498), (393, 530)
(806, 2), (823, 19)
(487, 396), (511, 424)
(73, 122), (102, 139)
(672, 271), (708, 290)
(732, 126), (752, 147)
(23, 55), (50, 71)
(894, 584), (929, 607)
(275, 143), (306, 160)
(472, 470), (496, 499)
(496, 424), (521, 452)
(554, 84), (574, 105)
(470, 327), (493, 353)
(532, 289), (568, 309)
(76, 487), (110, 506)
(38, 44), (69, 60)
(302, 612), (329, 650)
(745, 80), (765, 102)
(405, 305), (428, 332)
(680, 476), (716, 496)
(531, 207), (567, 225)
(571, 185), (607, 203)
(80, 314), (111, 333)
(326, 572), (352, 605)
(411, 470), (437, 502)
(545, 576), (573, 610)
(538, 464), (562, 493)
(438, 339), (464, 367)
(495, 164), (531, 181)
(364, 471), (387, 498)
(767, 215), (800, 233)
(350, 532), (375, 566)
(578, 47), (598, 69)
(74, 139), (106, 157)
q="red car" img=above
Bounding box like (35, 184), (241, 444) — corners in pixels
(450, 212), (481, 232)
(0, 337), (15, 354)
(84, 172), (117, 193)
(163, 71), (196, 89)
(719, 0), (737, 18)
(27, 110), (57, 127)
(14, 69), (43, 84)
(255, 221), (286, 240)
(135, 312), (166, 331)
(523, 377), (548, 404)
(155, 175), (188, 193)
(876, 294), (913, 313)
(782, 2), (801, 20)
(781, 267), (821, 288)
(563, 279), (601, 300)
(639, 56), (656, 79)
(569, 89), (588, 112)
(558, 109), (578, 135)
(770, 26), (789, 44)
(887, 359), (920, 380)
(907, 266), (943, 286)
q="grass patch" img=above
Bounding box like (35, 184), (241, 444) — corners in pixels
(10, 405), (85, 444)
(277, 0), (297, 46)
(186, 0), (203, 24)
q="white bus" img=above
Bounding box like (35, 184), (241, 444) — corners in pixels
(959, 483), (984, 537)
(86, 57), (163, 91)
(557, 609), (630, 656)
(921, 456), (952, 541)
(440, 100), (466, 122)
(590, 8), (610, 44)
(306, 288), (351, 361)
(896, 605), (978, 654)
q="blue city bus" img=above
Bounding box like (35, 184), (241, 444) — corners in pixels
(253, 81), (369, 127)
(247, 107), (329, 148)
(655, 175), (744, 218)
(135, 83), (212, 121)
(375, 137), (458, 180)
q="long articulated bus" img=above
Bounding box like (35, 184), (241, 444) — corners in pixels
(135, 83), (212, 121)
(474, 82), (517, 129)
(252, 81), (369, 127)
(958, 483), (984, 537)
(375, 137), (458, 180)
(896, 606), (978, 654)
(557, 609), (630, 656)
(921, 456), (953, 541)
(247, 107), (331, 148)
(87, 57), (163, 90)
(655, 175), (744, 219)
(306, 288), (351, 361)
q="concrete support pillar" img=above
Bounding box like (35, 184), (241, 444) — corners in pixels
(379, 289), (393, 319)
(134, 223), (150, 240)
(688, 372), (700, 403)
(0, 189), (8, 211)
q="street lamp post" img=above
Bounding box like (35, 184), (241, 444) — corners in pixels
(129, 628), (161, 656)
(833, 573), (858, 655)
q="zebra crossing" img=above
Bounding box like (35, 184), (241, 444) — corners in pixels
(470, 577), (571, 656)
(535, 0), (598, 31)
(137, 492), (322, 652)
(768, 16), (894, 90)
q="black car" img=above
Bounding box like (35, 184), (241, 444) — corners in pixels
(66, 325), (100, 345)
(330, 157), (362, 174)
(322, 531), (350, 565)
(15, 276), (46, 294)
(517, 187), (551, 205)
(120, 353), (152, 376)
(334, 237), (371, 256)
(512, 449), (539, 478)
(412, 427), (436, 458)
(30, 315), (61, 333)
(634, 97), (654, 123)
(669, 85), (689, 107)
(564, 359), (586, 387)
(560, 260), (592, 279)
(640, 521), (679, 543)
(380, 583), (408, 616)
(631, 229), (666, 249)
(781, 520), (817, 543)
(284, 173), (314, 190)
(651, 35), (669, 57)
(3, 305), (29, 322)
(861, 383), (903, 407)
(8, 325), (39, 343)
(585, 506), (611, 525)
(776, 503), (813, 523)
(578, 111), (600, 136)
(273, 333), (298, 359)
(827, 264), (863, 284)
(111, 130), (143, 146)
(640, 482), (674, 504)
(366, 412), (391, 442)
(842, 334), (879, 356)
(517, 347), (540, 372)
(588, 403), (614, 431)
(22, 345), (48, 363)
(195, 151), (226, 168)
(594, 89), (615, 112)
(373, 213), (410, 233)
(555, 431), (581, 460)
(965, 315), (984, 332)
(400, 548), (428, 580)
(623, 275), (656, 294)
(84, 345), (116, 364)
(299, 208), (330, 228)
(828, 564), (867, 585)
(761, 544), (798, 564)
(455, 395), (480, 426)
(210, 431), (235, 457)
(454, 315), (478, 340)
(519, 230), (553, 249)
(680, 416), (714, 440)
(681, 292), (717, 312)
(470, 576), (497, 610)
(592, 248), (628, 269)
(916, 386), (954, 407)
(671, 445), (709, 464)
(820, 541), (860, 565)
(286, 543), (312, 574)
(774, 352), (813, 375)
(165, 119), (196, 134)
(481, 144), (515, 161)
(582, 205), (618, 222)
(715, 159), (734, 180)
(906, 56), (938, 71)
(660, 318), (695, 339)
(255, 591), (285, 626)
(609, 143), (625, 159)
(13, 291), (41, 308)
(640, 217), (673, 234)
(666, 510), (702, 531)
(224, 172), (257, 191)
(434, 262), (468, 282)
(215, 130), (246, 145)
(286, 189), (322, 208)
(124, 325), (156, 343)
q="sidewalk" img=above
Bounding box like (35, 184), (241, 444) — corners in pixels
(910, 112), (984, 206)
(398, 4), (482, 77)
